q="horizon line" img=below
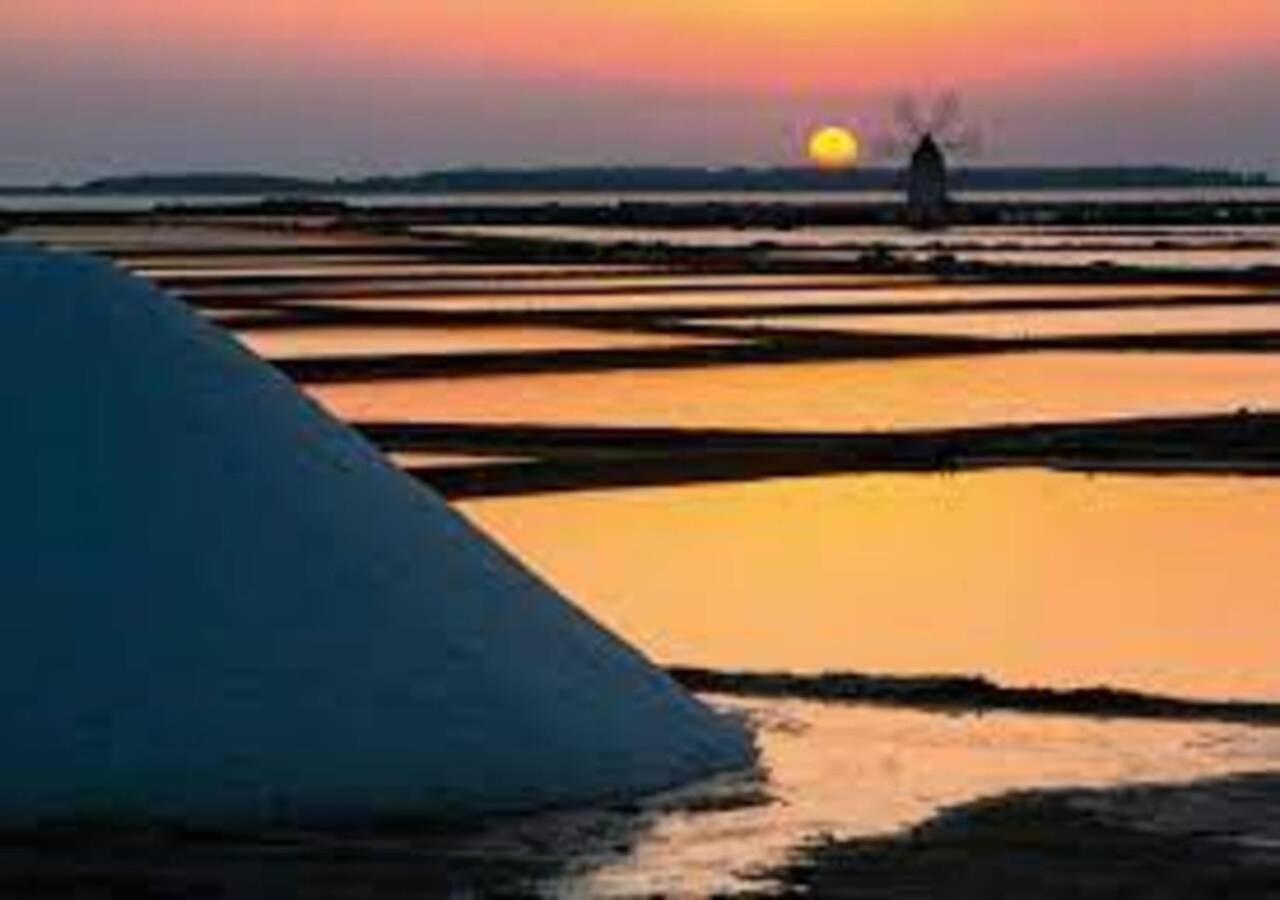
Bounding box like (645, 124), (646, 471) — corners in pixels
(2, 163), (1275, 194)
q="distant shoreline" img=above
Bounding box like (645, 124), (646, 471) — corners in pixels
(1, 165), (1272, 197)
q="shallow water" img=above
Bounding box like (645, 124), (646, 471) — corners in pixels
(284, 281), (1257, 312)
(563, 696), (1280, 896)
(416, 222), (1280, 252)
(310, 353), (1280, 431)
(236, 325), (724, 359)
(220, 272), (930, 302)
(461, 472), (1280, 701)
(142, 263), (658, 282)
(707, 303), (1280, 339)
(123, 254), (420, 270)
(388, 451), (532, 469)
(414, 223), (1280, 271)
(786, 244), (1280, 271)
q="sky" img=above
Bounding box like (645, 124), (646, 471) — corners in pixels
(3, 1), (1280, 183)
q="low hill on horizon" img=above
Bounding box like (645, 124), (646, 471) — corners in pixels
(3, 166), (1273, 196)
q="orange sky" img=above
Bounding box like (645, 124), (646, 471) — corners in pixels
(12, 0), (1278, 88)
(4, 1), (1280, 179)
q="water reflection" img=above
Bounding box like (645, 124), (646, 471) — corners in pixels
(240, 273), (929, 304)
(415, 223), (1280, 253)
(309, 353), (1280, 432)
(237, 325), (722, 359)
(408, 222), (1280, 270)
(708, 304), (1280, 339)
(389, 451), (530, 468)
(127, 255), (429, 272)
(145, 264), (653, 282)
(787, 246), (1280, 271)
(288, 282), (1259, 313)
(572, 696), (1280, 896)
(461, 472), (1280, 701)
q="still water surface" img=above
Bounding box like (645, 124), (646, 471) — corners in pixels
(287, 281), (1257, 312)
(311, 353), (1280, 431)
(709, 304), (1280, 339)
(239, 325), (724, 359)
(462, 472), (1280, 702)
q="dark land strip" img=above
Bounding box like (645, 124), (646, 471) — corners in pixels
(802, 237), (1280, 252)
(272, 325), (1280, 384)
(672, 669), (1280, 728)
(158, 252), (1280, 309)
(174, 275), (940, 307)
(98, 222), (1280, 290)
(271, 332), (1008, 383)
(745, 774), (1280, 899)
(331, 198), (1280, 229)
(92, 221), (1280, 311)
(356, 412), (1280, 499)
(208, 288), (1277, 326)
(105, 242), (469, 260)
(128, 235), (1280, 271)
(164, 255), (1280, 299)
(146, 267), (675, 290)
(11, 193), (1280, 228)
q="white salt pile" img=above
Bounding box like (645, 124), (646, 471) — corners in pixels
(0, 243), (751, 823)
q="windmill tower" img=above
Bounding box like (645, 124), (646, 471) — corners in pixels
(908, 133), (950, 231)
(879, 94), (981, 231)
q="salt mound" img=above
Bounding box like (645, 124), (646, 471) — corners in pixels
(0, 243), (751, 823)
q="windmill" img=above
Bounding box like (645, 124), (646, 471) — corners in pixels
(874, 93), (983, 230)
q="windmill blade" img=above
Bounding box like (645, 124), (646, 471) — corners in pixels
(941, 126), (986, 159)
(928, 91), (963, 136)
(893, 95), (927, 139)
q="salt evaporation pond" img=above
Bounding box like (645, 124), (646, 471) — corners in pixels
(704, 303), (1280, 339)
(310, 353), (1280, 432)
(12, 222), (1280, 894)
(461, 471), (1280, 702)
(410, 461), (1280, 892)
(285, 281), (1261, 312)
(238, 324), (728, 359)
(415, 222), (1280, 269)
(413, 222), (1280, 251)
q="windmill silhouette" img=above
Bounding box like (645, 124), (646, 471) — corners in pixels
(875, 93), (983, 230)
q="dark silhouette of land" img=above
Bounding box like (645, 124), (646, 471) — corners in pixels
(670, 668), (1280, 727)
(352, 413), (1280, 499)
(2, 165), (1270, 197)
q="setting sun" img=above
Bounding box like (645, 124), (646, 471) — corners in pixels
(807, 126), (860, 169)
